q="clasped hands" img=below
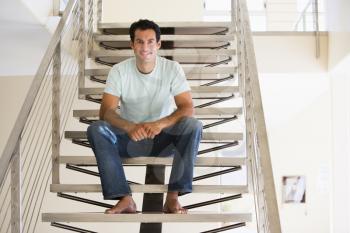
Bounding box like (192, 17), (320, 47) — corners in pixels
(127, 121), (164, 141)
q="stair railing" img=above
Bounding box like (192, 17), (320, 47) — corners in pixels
(232, 0), (282, 233)
(0, 0), (86, 232)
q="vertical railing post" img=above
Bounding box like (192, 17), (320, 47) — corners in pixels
(244, 51), (260, 231)
(52, 42), (61, 184)
(97, 0), (102, 26)
(11, 140), (22, 233)
(236, 0), (244, 97)
(53, 0), (60, 16)
(87, 0), (94, 56)
(231, 0), (237, 34)
(79, 0), (86, 95)
(313, 0), (320, 58)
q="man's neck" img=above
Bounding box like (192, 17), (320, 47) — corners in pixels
(136, 59), (156, 74)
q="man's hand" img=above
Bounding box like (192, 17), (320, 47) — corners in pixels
(127, 124), (149, 141)
(142, 121), (164, 139)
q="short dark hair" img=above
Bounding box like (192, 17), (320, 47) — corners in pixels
(129, 19), (161, 42)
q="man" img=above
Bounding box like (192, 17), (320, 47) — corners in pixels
(87, 19), (202, 214)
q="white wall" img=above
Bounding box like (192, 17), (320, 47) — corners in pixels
(102, 0), (204, 22)
(0, 0), (53, 76)
(0, 76), (34, 156)
(266, 0), (298, 31)
(253, 32), (331, 233)
(260, 73), (331, 233)
(20, 0), (53, 25)
(253, 33), (328, 73)
(327, 0), (350, 233)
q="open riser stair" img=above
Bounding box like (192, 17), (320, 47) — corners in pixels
(0, 0), (281, 233)
(43, 7), (254, 232)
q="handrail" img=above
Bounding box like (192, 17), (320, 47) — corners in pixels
(293, 0), (313, 31)
(0, 0), (77, 188)
(233, 0), (282, 232)
(313, 0), (320, 58)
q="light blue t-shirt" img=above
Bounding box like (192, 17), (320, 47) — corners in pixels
(104, 56), (190, 123)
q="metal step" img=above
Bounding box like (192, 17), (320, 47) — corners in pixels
(73, 108), (242, 118)
(59, 156), (246, 166)
(94, 34), (235, 42)
(43, 212), (251, 223)
(89, 74), (234, 82)
(91, 49), (236, 58)
(99, 42), (231, 53)
(85, 66), (237, 76)
(50, 184), (248, 193)
(98, 22), (232, 29)
(65, 131), (244, 141)
(79, 86), (239, 95)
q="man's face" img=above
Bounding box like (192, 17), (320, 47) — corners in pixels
(130, 29), (161, 63)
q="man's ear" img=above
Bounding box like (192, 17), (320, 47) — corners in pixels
(157, 40), (161, 49)
(130, 41), (134, 49)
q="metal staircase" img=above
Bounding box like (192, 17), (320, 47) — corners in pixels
(0, 0), (281, 233)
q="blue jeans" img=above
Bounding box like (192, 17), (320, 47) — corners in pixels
(87, 117), (203, 200)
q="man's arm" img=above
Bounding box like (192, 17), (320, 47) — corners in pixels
(143, 91), (194, 138)
(100, 93), (148, 141)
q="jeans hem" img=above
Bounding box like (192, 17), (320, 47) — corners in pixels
(167, 188), (192, 196)
(103, 193), (132, 200)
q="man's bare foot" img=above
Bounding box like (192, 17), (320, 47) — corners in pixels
(163, 192), (187, 214)
(105, 195), (137, 214)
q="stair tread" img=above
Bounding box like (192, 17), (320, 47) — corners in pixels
(98, 21), (232, 29)
(73, 107), (242, 118)
(43, 211), (251, 222)
(79, 86), (239, 95)
(94, 34), (235, 42)
(50, 184), (248, 193)
(91, 49), (236, 57)
(59, 155), (246, 166)
(86, 66), (237, 76)
(87, 73), (234, 81)
(65, 131), (244, 141)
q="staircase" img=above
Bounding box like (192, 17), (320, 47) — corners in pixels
(0, 0), (281, 233)
(45, 18), (253, 231)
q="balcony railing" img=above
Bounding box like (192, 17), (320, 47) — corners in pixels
(204, 0), (325, 32)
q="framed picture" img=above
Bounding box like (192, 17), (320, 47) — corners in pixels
(282, 176), (306, 203)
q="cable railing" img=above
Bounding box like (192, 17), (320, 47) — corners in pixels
(232, 0), (282, 232)
(205, 0), (325, 32)
(0, 0), (85, 232)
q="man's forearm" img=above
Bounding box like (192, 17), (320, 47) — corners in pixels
(102, 109), (134, 132)
(157, 106), (193, 129)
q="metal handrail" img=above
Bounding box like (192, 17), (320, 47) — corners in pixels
(0, 0), (77, 188)
(233, 0), (282, 232)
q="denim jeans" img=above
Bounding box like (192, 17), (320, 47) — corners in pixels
(87, 117), (203, 200)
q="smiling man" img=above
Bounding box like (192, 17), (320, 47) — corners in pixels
(87, 19), (203, 214)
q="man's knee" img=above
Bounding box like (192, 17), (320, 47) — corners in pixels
(87, 120), (107, 140)
(180, 117), (203, 133)
(87, 120), (120, 144)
